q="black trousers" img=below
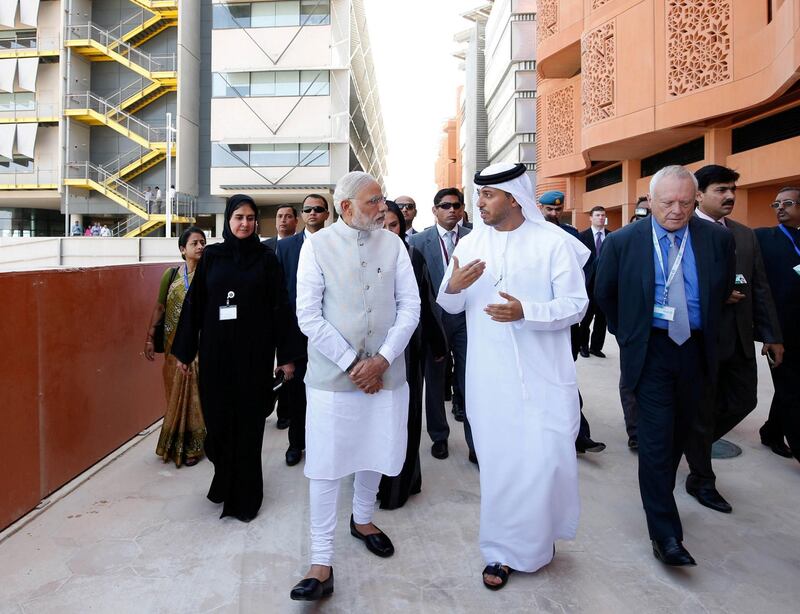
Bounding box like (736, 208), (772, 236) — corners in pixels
(619, 373), (639, 440)
(578, 299), (607, 351)
(571, 324), (593, 442)
(685, 339), (758, 488)
(635, 330), (704, 541)
(423, 315), (474, 453)
(286, 359), (308, 451)
(762, 349), (800, 460)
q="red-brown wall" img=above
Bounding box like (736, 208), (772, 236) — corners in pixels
(0, 263), (176, 530)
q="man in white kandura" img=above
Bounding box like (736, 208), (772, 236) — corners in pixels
(289, 171), (420, 602)
(437, 162), (590, 590)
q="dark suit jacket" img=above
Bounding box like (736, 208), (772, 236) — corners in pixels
(262, 236), (278, 254)
(595, 216), (735, 389)
(709, 217), (782, 360)
(274, 232), (305, 311)
(579, 227), (610, 287)
(755, 225), (800, 349)
(409, 224), (471, 319)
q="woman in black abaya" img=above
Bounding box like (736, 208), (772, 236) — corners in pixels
(172, 194), (302, 522)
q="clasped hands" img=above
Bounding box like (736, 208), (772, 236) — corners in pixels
(349, 355), (389, 394)
(445, 256), (524, 323)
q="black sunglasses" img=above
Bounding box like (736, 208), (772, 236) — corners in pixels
(435, 202), (463, 210)
(397, 203), (416, 210)
(303, 206), (328, 213)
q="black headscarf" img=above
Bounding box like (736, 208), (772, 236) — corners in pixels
(222, 194), (263, 268)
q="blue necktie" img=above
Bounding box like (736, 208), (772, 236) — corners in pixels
(667, 233), (690, 345)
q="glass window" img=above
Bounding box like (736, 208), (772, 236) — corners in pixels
(250, 71), (276, 96)
(275, 71), (300, 96)
(14, 93), (35, 111)
(300, 70), (329, 96)
(250, 2), (276, 27)
(10, 157), (33, 172)
(212, 4), (250, 29)
(0, 93), (12, 112)
(211, 143), (248, 167)
(251, 143), (299, 166)
(299, 143), (329, 166)
(275, 1), (300, 26)
(301, 0), (331, 25)
(218, 72), (250, 98)
(212, 73), (227, 97)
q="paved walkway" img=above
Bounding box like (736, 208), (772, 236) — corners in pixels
(2, 340), (799, 613)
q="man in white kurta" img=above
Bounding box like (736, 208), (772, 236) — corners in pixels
(437, 163), (590, 588)
(290, 171), (420, 602)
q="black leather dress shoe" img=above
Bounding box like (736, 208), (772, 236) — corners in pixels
(686, 485), (732, 513)
(579, 347), (590, 358)
(589, 349), (606, 358)
(576, 437), (606, 453)
(285, 447), (303, 467)
(627, 438), (639, 451)
(652, 538), (697, 566)
(290, 568), (334, 601)
(431, 440), (449, 459)
(350, 515), (394, 557)
(759, 426), (793, 458)
(276, 417), (291, 430)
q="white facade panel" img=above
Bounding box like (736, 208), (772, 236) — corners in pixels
(212, 26), (334, 73)
(19, 0), (40, 27)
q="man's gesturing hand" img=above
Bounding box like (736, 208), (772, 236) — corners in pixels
(349, 355), (389, 394)
(445, 256), (486, 294)
(484, 292), (524, 322)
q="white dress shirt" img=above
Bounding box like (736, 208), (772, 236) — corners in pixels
(695, 208), (727, 227)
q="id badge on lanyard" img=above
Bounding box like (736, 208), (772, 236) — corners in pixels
(652, 225), (688, 321)
(220, 291), (237, 321)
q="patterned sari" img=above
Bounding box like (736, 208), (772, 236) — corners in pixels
(156, 266), (206, 467)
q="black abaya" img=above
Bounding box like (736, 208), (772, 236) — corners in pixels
(378, 246), (447, 509)
(172, 237), (301, 521)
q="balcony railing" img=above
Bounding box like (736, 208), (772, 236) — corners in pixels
(0, 32), (60, 55)
(0, 103), (60, 121)
(0, 167), (58, 187)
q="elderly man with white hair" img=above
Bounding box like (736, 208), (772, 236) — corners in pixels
(437, 162), (590, 590)
(595, 165), (735, 567)
(289, 171), (420, 601)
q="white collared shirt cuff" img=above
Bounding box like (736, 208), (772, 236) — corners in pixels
(337, 348), (358, 372)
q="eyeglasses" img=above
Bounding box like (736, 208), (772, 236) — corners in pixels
(435, 202), (463, 210)
(771, 199), (799, 209)
(355, 195), (386, 206)
(303, 206), (327, 214)
(397, 203), (416, 210)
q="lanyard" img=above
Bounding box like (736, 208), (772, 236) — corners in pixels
(778, 224), (800, 258)
(438, 230), (458, 265)
(652, 226), (688, 304)
(183, 265), (190, 290)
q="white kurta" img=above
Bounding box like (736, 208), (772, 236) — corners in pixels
(437, 220), (589, 572)
(296, 237), (420, 480)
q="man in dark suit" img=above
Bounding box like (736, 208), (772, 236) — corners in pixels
(578, 206), (609, 358)
(684, 165), (783, 512)
(538, 191), (606, 454)
(263, 204), (299, 428)
(595, 165), (735, 566)
(274, 195), (329, 465)
(755, 186), (800, 463)
(409, 187), (476, 462)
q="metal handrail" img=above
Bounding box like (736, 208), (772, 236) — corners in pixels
(0, 31), (60, 52)
(64, 91), (169, 144)
(107, 9), (148, 42)
(66, 161), (148, 213)
(64, 22), (176, 73)
(100, 145), (149, 178)
(105, 77), (149, 109)
(0, 102), (59, 119)
(111, 193), (197, 237)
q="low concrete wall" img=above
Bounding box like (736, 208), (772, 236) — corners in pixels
(0, 264), (176, 530)
(0, 237), (222, 272)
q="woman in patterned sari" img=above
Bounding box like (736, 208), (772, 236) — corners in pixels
(144, 226), (208, 467)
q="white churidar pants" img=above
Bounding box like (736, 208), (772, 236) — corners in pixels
(309, 470), (382, 566)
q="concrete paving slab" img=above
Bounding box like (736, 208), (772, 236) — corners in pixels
(1, 339), (799, 613)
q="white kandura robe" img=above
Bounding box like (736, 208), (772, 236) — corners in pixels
(437, 219), (589, 572)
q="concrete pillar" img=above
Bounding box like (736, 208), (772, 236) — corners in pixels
(215, 213), (225, 238)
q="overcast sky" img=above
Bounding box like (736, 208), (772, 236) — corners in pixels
(363, 0), (480, 228)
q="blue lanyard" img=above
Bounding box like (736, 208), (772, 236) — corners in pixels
(778, 224), (800, 258)
(183, 265), (190, 290)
